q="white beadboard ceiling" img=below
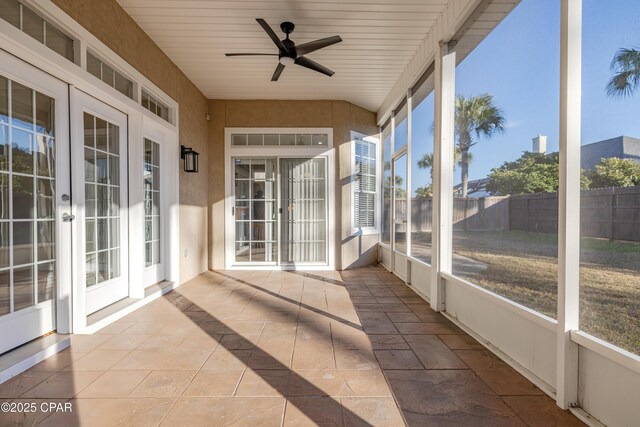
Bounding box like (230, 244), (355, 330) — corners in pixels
(117, 0), (452, 112)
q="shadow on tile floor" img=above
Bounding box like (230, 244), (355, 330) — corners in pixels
(0, 266), (585, 426)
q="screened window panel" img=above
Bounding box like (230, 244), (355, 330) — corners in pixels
(382, 125), (392, 244)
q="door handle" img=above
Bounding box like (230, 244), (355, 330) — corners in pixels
(62, 213), (75, 222)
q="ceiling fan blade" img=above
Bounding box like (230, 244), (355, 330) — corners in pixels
(294, 56), (334, 77)
(256, 18), (288, 53)
(226, 53), (278, 57)
(295, 35), (342, 57)
(271, 63), (285, 81)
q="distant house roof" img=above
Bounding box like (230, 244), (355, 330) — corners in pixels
(453, 177), (490, 196)
(581, 136), (640, 170)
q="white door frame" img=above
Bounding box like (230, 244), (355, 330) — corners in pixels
(224, 128), (335, 270)
(0, 49), (71, 353)
(70, 88), (129, 326)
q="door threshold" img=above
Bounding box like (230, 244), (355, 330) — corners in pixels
(80, 280), (176, 334)
(0, 333), (70, 384)
(145, 280), (174, 297)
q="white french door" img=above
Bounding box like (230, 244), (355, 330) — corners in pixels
(230, 156), (328, 267)
(71, 89), (128, 315)
(0, 50), (71, 354)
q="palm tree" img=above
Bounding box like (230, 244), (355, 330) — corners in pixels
(606, 47), (640, 97)
(417, 149), (473, 180)
(455, 94), (505, 197)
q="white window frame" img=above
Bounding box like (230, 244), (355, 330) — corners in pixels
(351, 131), (381, 235)
(86, 49), (136, 101)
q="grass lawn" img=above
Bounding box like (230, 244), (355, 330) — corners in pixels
(412, 230), (640, 355)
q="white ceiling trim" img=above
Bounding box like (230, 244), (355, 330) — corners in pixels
(117, 0), (452, 112)
(376, 0), (482, 123)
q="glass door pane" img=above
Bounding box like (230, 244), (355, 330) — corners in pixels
(280, 158), (327, 264)
(393, 154), (408, 254)
(143, 138), (160, 267)
(233, 158), (277, 263)
(0, 76), (56, 317)
(84, 113), (121, 286)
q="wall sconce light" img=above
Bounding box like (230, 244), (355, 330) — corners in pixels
(180, 145), (199, 173)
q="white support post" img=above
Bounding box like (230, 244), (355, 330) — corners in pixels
(557, 0), (581, 410)
(406, 89), (413, 261)
(390, 113), (396, 271)
(431, 42), (455, 312)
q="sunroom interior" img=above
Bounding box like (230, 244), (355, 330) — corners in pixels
(0, 0), (638, 425)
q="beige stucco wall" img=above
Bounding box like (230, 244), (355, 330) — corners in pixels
(52, 0), (210, 284)
(207, 100), (379, 270)
(48, 1), (380, 276)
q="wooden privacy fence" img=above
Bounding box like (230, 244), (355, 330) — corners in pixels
(393, 196), (510, 232)
(509, 186), (640, 241)
(397, 185), (640, 242)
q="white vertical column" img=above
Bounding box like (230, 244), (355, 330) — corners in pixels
(431, 42), (455, 312)
(557, 0), (581, 410)
(389, 113), (396, 271)
(406, 89), (413, 261)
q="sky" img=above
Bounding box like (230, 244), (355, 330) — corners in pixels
(407, 0), (640, 194)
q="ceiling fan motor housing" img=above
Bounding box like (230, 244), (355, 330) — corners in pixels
(280, 21), (295, 35)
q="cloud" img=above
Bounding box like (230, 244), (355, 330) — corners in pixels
(504, 120), (523, 129)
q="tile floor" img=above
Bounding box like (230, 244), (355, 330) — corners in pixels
(0, 266), (585, 426)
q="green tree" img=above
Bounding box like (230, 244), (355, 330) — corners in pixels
(417, 149), (472, 181)
(606, 47), (640, 97)
(383, 174), (405, 199)
(455, 94), (505, 197)
(487, 152), (590, 195)
(587, 157), (640, 188)
(414, 185), (433, 198)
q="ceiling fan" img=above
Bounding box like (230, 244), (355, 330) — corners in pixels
(225, 19), (342, 81)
